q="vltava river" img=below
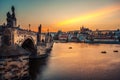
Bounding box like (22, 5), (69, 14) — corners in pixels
(30, 43), (120, 80)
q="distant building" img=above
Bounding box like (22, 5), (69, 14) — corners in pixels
(53, 30), (62, 40)
(58, 33), (68, 41)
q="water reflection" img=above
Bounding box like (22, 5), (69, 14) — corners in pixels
(29, 57), (49, 80)
(30, 43), (120, 80)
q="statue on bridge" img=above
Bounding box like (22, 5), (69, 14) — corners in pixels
(6, 12), (12, 27)
(6, 6), (17, 27)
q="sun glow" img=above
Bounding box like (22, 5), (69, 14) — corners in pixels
(57, 4), (120, 27)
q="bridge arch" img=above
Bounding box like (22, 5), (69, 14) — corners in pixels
(21, 37), (36, 56)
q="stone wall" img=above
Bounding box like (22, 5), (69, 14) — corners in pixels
(0, 55), (29, 80)
(12, 28), (37, 46)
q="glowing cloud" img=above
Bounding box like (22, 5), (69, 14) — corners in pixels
(56, 4), (120, 26)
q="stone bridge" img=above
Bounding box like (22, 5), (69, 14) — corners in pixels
(0, 6), (43, 56)
(3, 27), (38, 54)
(14, 29), (37, 47)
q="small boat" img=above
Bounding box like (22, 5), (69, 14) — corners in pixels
(113, 50), (118, 52)
(101, 51), (107, 54)
(69, 47), (72, 49)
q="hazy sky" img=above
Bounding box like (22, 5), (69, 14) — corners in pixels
(0, 0), (120, 32)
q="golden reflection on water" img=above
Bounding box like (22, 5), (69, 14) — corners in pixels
(35, 43), (120, 80)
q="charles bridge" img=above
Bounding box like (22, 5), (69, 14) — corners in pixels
(0, 6), (54, 80)
(0, 6), (45, 56)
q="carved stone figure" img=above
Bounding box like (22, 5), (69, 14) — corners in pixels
(6, 6), (17, 27)
(6, 12), (12, 27)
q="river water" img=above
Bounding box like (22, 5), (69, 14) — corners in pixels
(30, 43), (120, 80)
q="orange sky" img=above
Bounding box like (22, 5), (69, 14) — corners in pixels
(43, 4), (120, 32)
(34, 3), (120, 32)
(55, 4), (120, 32)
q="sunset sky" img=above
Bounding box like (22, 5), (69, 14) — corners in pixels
(0, 0), (120, 32)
